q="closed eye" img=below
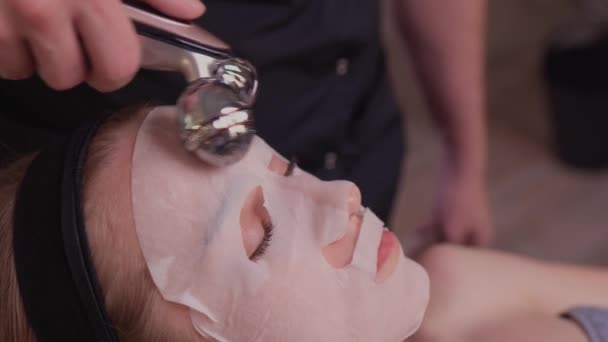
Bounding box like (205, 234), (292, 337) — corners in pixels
(250, 219), (274, 261)
(240, 186), (275, 261)
(250, 158), (295, 260)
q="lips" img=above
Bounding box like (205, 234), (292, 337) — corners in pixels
(322, 184), (402, 282)
(375, 229), (400, 283)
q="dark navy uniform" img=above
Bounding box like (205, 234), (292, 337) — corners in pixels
(0, 0), (404, 221)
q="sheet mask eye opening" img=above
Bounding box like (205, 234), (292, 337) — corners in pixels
(240, 186), (273, 260)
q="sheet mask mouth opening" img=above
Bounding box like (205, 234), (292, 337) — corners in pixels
(375, 229), (400, 283)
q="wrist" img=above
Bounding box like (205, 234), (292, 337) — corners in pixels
(442, 146), (487, 184)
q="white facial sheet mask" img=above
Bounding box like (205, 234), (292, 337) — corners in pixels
(131, 107), (429, 342)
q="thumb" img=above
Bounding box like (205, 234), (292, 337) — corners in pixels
(142, 0), (206, 20)
(443, 221), (468, 245)
(405, 223), (442, 258)
(472, 223), (494, 247)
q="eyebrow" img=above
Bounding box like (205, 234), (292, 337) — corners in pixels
(284, 158), (297, 177)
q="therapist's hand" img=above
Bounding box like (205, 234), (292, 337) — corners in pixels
(0, 0), (205, 92)
(405, 162), (493, 258)
(431, 162), (494, 247)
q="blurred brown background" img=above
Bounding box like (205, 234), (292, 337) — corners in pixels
(384, 0), (608, 265)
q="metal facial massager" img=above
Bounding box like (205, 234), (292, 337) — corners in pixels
(124, 2), (258, 167)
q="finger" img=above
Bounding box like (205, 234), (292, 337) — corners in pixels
(76, 0), (141, 92)
(5, 0), (57, 80)
(443, 222), (467, 245)
(473, 224), (494, 247)
(404, 223), (442, 258)
(142, 0), (206, 19)
(0, 2), (34, 79)
(463, 232), (476, 247)
(24, 12), (86, 90)
(0, 27), (34, 80)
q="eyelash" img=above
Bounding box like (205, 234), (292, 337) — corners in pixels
(250, 219), (274, 261)
(250, 158), (295, 261)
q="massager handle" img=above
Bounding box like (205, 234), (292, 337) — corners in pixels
(122, 1), (259, 167)
(122, 1), (232, 83)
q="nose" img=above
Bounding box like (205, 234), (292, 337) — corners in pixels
(346, 185), (362, 215)
(313, 180), (361, 214)
(321, 183), (363, 268)
(297, 178), (362, 214)
(266, 155), (363, 266)
(267, 154), (361, 213)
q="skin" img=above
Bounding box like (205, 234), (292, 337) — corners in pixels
(86, 108), (403, 339)
(395, 0), (492, 249)
(0, 0), (205, 91)
(410, 244), (608, 342)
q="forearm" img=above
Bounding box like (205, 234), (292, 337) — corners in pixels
(395, 0), (487, 179)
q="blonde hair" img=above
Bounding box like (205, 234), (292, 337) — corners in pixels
(0, 108), (205, 341)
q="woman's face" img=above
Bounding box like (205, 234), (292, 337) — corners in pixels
(127, 107), (429, 341)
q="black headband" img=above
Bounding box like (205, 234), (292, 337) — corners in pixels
(13, 120), (119, 341)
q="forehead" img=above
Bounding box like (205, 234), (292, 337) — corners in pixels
(231, 136), (280, 172)
(134, 107), (290, 194)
